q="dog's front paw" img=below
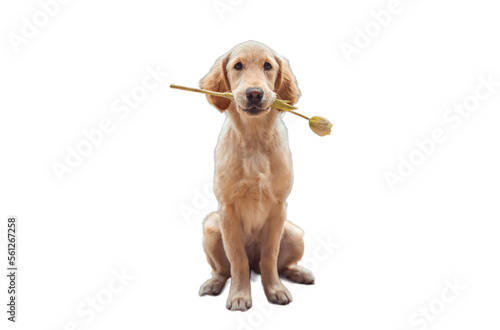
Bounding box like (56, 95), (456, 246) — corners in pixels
(226, 292), (252, 311)
(264, 283), (292, 305)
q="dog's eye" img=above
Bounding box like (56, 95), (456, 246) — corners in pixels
(234, 62), (243, 70)
(264, 62), (272, 70)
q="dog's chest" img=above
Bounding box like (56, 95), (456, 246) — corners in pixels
(215, 143), (291, 203)
(235, 148), (273, 200)
(214, 122), (293, 235)
(234, 149), (278, 233)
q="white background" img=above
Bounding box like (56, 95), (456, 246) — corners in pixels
(1, 0), (500, 329)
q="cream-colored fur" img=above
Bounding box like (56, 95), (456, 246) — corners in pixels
(198, 41), (314, 312)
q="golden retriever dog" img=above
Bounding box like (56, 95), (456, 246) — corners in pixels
(198, 41), (314, 311)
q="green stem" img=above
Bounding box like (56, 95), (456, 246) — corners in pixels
(288, 110), (310, 120)
(170, 84), (234, 100)
(170, 84), (309, 121)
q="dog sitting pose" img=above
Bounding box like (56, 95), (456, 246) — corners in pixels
(198, 41), (314, 312)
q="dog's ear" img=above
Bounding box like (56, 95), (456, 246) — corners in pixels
(199, 53), (231, 112)
(274, 55), (301, 105)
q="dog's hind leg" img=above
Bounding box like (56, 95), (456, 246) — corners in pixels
(277, 220), (315, 284)
(199, 212), (231, 296)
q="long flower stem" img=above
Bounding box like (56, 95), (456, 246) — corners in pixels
(170, 84), (308, 119)
(170, 84), (234, 100)
(288, 110), (310, 120)
(170, 84), (332, 137)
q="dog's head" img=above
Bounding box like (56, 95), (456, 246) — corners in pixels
(200, 41), (300, 118)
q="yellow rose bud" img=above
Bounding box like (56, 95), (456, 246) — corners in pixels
(308, 116), (333, 136)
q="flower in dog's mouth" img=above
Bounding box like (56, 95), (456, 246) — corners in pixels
(170, 84), (333, 136)
(308, 116), (333, 136)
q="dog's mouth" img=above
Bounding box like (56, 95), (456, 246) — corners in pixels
(241, 106), (269, 116)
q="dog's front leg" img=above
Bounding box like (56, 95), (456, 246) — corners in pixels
(260, 201), (293, 305)
(219, 203), (252, 311)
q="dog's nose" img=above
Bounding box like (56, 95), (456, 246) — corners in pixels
(245, 87), (264, 101)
